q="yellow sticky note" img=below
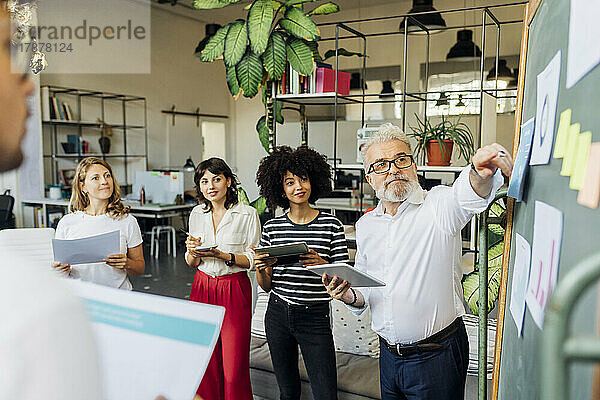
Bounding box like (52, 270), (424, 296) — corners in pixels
(569, 131), (592, 190)
(560, 123), (581, 176)
(577, 143), (600, 209)
(553, 109), (572, 158)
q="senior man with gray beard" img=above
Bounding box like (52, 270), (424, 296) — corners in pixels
(322, 123), (513, 400)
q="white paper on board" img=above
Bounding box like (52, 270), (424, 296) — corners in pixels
(509, 233), (532, 337)
(525, 201), (563, 330)
(67, 280), (225, 400)
(530, 51), (561, 166)
(566, 0), (600, 88)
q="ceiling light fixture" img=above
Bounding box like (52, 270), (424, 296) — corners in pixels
(446, 29), (481, 61)
(399, 0), (446, 35)
(435, 92), (449, 107)
(487, 59), (514, 82)
(456, 94), (466, 107)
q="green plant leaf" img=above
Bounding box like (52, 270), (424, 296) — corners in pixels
(285, 0), (316, 5)
(248, 0), (274, 55)
(256, 115), (270, 152)
(285, 36), (314, 76)
(237, 187), (250, 205)
(262, 31), (286, 80)
(200, 24), (231, 62)
(227, 0), (242, 3)
(193, 0), (231, 9)
(225, 65), (241, 97)
(224, 20), (248, 67)
(306, 40), (322, 62)
(279, 7), (320, 41)
(250, 196), (268, 215)
(308, 2), (339, 15)
(274, 100), (284, 123)
(323, 48), (364, 60)
(245, 0), (284, 10)
(236, 49), (263, 98)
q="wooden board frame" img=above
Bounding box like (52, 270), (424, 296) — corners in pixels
(491, 5), (531, 400)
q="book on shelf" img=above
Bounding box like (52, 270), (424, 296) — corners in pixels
(46, 93), (74, 121)
(277, 62), (351, 96)
(41, 86), (50, 121)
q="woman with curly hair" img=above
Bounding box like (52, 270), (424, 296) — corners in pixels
(52, 157), (145, 289)
(254, 146), (349, 400)
(185, 157), (261, 400)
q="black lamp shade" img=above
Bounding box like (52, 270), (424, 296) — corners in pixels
(446, 29), (482, 61)
(379, 80), (395, 98)
(435, 92), (449, 106)
(194, 23), (222, 57)
(456, 94), (466, 107)
(487, 59), (514, 81)
(399, 0), (446, 34)
(183, 156), (196, 171)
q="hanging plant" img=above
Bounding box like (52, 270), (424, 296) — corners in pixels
(195, 0), (341, 152)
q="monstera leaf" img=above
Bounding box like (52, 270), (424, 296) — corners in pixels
(200, 24), (230, 62)
(248, 0), (274, 55)
(279, 7), (320, 41)
(236, 49), (263, 98)
(463, 199), (506, 315)
(262, 31), (286, 80)
(286, 36), (314, 76)
(224, 20), (248, 67)
(256, 115), (270, 152)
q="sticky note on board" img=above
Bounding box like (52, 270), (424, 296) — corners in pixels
(560, 123), (581, 176)
(577, 143), (600, 209)
(569, 131), (592, 190)
(552, 109), (572, 158)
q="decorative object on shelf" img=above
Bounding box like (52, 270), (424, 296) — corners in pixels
(183, 156), (195, 172)
(379, 80), (394, 98)
(194, 23), (222, 57)
(407, 113), (474, 166)
(446, 29), (481, 61)
(399, 0), (446, 34)
(486, 59), (514, 82)
(194, 0), (342, 153)
(60, 169), (76, 187)
(98, 119), (113, 154)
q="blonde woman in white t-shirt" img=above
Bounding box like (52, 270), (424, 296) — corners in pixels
(53, 157), (145, 290)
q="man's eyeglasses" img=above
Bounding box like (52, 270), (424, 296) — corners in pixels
(367, 154), (414, 174)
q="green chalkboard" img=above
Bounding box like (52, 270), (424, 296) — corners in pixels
(497, 1), (600, 399)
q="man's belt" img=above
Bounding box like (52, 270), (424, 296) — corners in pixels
(380, 317), (463, 357)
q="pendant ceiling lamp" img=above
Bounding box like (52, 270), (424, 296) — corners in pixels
(399, 0), (446, 34)
(446, 29), (481, 61)
(487, 59), (514, 82)
(194, 23), (222, 57)
(456, 94), (466, 107)
(379, 80), (395, 98)
(435, 92), (449, 107)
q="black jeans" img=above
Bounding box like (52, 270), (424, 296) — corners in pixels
(379, 319), (469, 400)
(264, 294), (338, 400)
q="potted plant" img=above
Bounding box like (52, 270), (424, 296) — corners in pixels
(407, 113), (475, 166)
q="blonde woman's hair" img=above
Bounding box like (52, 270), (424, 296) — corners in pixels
(69, 157), (130, 219)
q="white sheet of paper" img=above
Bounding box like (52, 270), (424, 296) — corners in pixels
(525, 201), (563, 329)
(68, 280), (224, 400)
(566, 0), (600, 88)
(509, 233), (532, 337)
(52, 230), (120, 265)
(530, 51), (561, 166)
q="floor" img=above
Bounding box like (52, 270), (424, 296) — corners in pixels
(131, 240), (488, 400)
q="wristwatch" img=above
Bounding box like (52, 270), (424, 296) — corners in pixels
(225, 253), (236, 266)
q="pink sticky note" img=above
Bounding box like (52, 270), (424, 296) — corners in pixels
(577, 143), (600, 209)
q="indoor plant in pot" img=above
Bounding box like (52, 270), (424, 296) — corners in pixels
(407, 113), (474, 166)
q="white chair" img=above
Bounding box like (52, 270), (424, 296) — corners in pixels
(150, 225), (176, 259)
(0, 228), (55, 267)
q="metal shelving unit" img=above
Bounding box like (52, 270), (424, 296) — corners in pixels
(42, 85), (148, 194)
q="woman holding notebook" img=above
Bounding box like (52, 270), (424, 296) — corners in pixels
(185, 157), (261, 400)
(254, 146), (349, 400)
(53, 157), (145, 289)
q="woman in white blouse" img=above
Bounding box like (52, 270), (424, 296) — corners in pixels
(185, 157), (261, 400)
(53, 157), (145, 289)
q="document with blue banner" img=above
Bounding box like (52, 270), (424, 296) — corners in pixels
(67, 280), (225, 400)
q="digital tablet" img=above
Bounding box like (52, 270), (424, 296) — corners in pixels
(195, 244), (218, 252)
(306, 263), (386, 288)
(255, 242), (309, 259)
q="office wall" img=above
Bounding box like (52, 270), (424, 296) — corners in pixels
(40, 6), (231, 172)
(231, 0), (525, 200)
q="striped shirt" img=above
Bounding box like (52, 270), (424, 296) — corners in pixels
(260, 212), (349, 305)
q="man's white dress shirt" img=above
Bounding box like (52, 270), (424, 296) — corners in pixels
(349, 166), (504, 344)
